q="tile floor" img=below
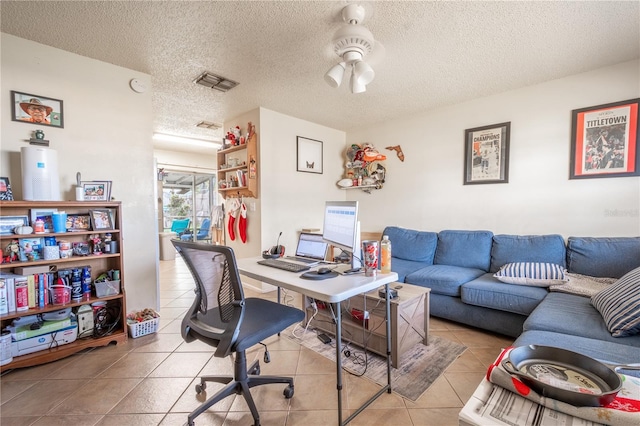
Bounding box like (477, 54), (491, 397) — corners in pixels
(1, 256), (514, 425)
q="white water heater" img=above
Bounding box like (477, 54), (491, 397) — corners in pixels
(21, 146), (61, 201)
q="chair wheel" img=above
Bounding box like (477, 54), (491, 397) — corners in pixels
(195, 382), (206, 393)
(283, 385), (294, 398)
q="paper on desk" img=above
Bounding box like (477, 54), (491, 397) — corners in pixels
(485, 347), (640, 426)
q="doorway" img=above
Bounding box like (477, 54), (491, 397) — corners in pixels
(158, 169), (218, 243)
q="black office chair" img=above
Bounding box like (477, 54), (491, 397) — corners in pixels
(172, 241), (305, 426)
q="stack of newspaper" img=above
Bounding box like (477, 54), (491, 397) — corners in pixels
(459, 348), (639, 426)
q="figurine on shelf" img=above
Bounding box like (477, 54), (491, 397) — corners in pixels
(90, 234), (103, 255)
(3, 239), (20, 263)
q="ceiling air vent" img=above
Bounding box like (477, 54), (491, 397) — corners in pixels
(193, 71), (239, 92)
(195, 121), (222, 130)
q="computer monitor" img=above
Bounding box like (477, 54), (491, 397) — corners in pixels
(322, 201), (361, 270)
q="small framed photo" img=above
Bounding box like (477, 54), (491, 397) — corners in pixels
(89, 209), (113, 231)
(82, 181), (111, 201)
(570, 98), (639, 179)
(0, 215), (29, 236)
(66, 214), (91, 232)
(11, 90), (64, 128)
(18, 237), (44, 261)
(296, 136), (323, 174)
(464, 122), (510, 185)
(0, 177), (14, 201)
(30, 208), (58, 233)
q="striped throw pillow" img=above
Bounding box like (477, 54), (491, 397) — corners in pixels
(493, 262), (568, 287)
(591, 266), (640, 337)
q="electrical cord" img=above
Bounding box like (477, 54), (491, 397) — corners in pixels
(94, 302), (122, 337)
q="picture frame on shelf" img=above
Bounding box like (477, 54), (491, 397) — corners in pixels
(0, 215), (29, 236)
(0, 177), (14, 201)
(29, 208), (58, 233)
(10, 90), (64, 128)
(82, 181), (111, 201)
(464, 122), (510, 185)
(17, 237), (44, 261)
(296, 136), (323, 174)
(89, 209), (113, 231)
(570, 98), (639, 179)
(66, 214), (91, 232)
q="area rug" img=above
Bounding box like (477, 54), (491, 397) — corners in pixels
(286, 327), (467, 401)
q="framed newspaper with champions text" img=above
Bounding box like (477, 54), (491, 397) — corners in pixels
(570, 98), (639, 179)
(464, 122), (510, 185)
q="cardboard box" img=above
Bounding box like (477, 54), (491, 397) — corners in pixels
(13, 265), (52, 276)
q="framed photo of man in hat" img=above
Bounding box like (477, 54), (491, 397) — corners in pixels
(11, 90), (64, 128)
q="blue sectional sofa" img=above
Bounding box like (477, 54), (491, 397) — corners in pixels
(383, 226), (640, 364)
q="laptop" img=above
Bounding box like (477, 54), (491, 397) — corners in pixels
(285, 232), (329, 266)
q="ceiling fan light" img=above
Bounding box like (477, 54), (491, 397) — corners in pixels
(354, 60), (375, 85)
(350, 69), (366, 94)
(324, 62), (346, 88)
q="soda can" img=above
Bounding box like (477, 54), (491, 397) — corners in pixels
(361, 240), (379, 277)
(71, 268), (82, 301)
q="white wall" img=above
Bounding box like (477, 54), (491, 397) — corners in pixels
(259, 108), (346, 251)
(1, 34), (158, 312)
(348, 60), (640, 238)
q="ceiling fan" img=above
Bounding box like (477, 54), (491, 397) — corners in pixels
(324, 3), (384, 94)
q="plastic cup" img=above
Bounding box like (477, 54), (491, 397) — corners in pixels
(361, 240), (379, 277)
(52, 212), (67, 233)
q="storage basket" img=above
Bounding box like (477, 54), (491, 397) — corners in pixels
(94, 279), (120, 297)
(128, 317), (160, 338)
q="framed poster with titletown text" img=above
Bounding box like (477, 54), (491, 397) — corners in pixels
(464, 122), (510, 185)
(570, 98), (639, 179)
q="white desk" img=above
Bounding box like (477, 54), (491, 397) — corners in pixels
(236, 257), (399, 426)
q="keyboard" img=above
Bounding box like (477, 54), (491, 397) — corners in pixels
(257, 258), (310, 272)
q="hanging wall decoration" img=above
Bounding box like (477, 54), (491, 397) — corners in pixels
(569, 98), (639, 179)
(338, 143), (386, 193)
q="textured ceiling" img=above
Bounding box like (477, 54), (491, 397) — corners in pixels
(2, 1), (639, 153)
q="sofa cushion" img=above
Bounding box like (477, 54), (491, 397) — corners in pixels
(383, 226), (437, 263)
(591, 266), (640, 337)
(490, 234), (566, 273)
(566, 236), (640, 278)
(405, 265), (485, 297)
(434, 230), (493, 271)
(493, 262), (567, 287)
(525, 292), (640, 346)
(391, 258), (431, 283)
(461, 273), (547, 316)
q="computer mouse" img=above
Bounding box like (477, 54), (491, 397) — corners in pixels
(317, 267), (332, 275)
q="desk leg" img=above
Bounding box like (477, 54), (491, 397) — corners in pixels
(385, 283), (392, 390)
(334, 301), (344, 425)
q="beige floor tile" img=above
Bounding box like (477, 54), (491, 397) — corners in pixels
(406, 376), (464, 409)
(223, 410), (288, 426)
(131, 332), (185, 353)
(345, 374), (406, 410)
(408, 407), (462, 425)
(469, 346), (507, 367)
(1, 355), (75, 380)
(45, 351), (126, 379)
(148, 351), (213, 377)
(349, 407), (414, 425)
(0, 416), (41, 426)
(296, 347), (337, 375)
(451, 328), (508, 348)
(97, 413), (166, 425)
(98, 352), (169, 378)
(161, 412), (224, 425)
(444, 371), (486, 404)
(156, 306), (189, 320)
(31, 414), (104, 425)
(170, 377), (237, 414)
(288, 374), (339, 411)
(158, 318), (183, 334)
(0, 379), (38, 404)
(108, 377), (192, 414)
(49, 378), (141, 415)
(444, 349), (487, 373)
(1, 379), (84, 416)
